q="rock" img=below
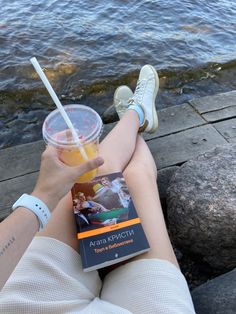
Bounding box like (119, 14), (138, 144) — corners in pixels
(157, 166), (179, 213)
(173, 246), (183, 261)
(177, 251), (220, 290)
(167, 144), (236, 270)
(101, 104), (119, 124)
(157, 166), (179, 200)
(191, 269), (236, 314)
(0, 129), (13, 149)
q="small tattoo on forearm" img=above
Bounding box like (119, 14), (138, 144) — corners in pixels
(0, 236), (15, 257)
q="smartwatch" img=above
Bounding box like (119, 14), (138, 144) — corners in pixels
(12, 193), (51, 230)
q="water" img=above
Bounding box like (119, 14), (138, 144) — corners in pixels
(1, 0), (236, 148)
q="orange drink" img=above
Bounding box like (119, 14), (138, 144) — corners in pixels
(42, 104), (103, 183)
(60, 142), (98, 182)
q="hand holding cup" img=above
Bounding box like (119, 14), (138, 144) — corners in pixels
(32, 145), (104, 212)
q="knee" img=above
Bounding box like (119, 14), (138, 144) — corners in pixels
(97, 160), (122, 177)
(124, 156), (157, 180)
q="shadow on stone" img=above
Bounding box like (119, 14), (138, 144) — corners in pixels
(192, 269), (236, 314)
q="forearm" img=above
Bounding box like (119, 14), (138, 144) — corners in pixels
(0, 146), (103, 290)
(0, 207), (39, 290)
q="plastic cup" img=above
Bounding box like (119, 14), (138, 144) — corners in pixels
(42, 104), (103, 183)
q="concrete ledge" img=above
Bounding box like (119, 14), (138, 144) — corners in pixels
(1, 90), (236, 220)
(147, 124), (227, 169)
(202, 107), (236, 123)
(144, 103), (206, 140)
(190, 90), (236, 113)
(213, 118), (236, 141)
(228, 137), (236, 143)
(0, 172), (38, 219)
(0, 141), (44, 181)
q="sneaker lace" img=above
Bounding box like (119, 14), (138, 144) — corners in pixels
(129, 79), (147, 105)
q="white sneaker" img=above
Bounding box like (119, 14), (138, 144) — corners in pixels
(114, 85), (133, 119)
(129, 65), (159, 133)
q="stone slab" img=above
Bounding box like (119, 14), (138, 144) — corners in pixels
(202, 106), (236, 122)
(0, 172), (38, 220)
(0, 140), (44, 181)
(190, 90), (236, 114)
(144, 103), (206, 140)
(213, 118), (236, 139)
(147, 124), (228, 169)
(228, 137), (236, 143)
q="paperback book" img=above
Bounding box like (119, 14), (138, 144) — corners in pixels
(72, 172), (150, 271)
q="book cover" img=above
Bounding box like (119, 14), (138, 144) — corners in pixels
(72, 172), (150, 271)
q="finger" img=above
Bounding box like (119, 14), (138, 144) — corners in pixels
(73, 157), (104, 178)
(42, 145), (58, 158)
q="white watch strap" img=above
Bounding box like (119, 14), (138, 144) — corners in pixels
(12, 193), (51, 230)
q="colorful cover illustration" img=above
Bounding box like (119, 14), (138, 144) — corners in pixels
(72, 172), (150, 271)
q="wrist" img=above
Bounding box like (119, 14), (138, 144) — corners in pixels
(31, 189), (58, 212)
(12, 194), (51, 231)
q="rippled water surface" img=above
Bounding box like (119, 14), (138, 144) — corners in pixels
(1, 0), (236, 147)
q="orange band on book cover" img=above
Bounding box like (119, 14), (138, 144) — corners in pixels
(77, 218), (141, 239)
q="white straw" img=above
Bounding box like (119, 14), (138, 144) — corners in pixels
(30, 57), (88, 160)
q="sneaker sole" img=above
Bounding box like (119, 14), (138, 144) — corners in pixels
(114, 85), (133, 104)
(147, 65), (159, 133)
(114, 85), (133, 118)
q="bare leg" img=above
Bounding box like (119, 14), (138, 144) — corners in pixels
(37, 110), (140, 250)
(123, 136), (179, 268)
(36, 193), (79, 250)
(100, 137), (194, 314)
(98, 110), (139, 175)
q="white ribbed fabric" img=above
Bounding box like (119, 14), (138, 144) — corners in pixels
(0, 237), (195, 314)
(102, 259), (196, 313)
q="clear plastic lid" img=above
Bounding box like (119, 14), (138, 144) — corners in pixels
(42, 104), (103, 149)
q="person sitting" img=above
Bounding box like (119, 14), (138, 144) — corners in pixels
(0, 65), (195, 313)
